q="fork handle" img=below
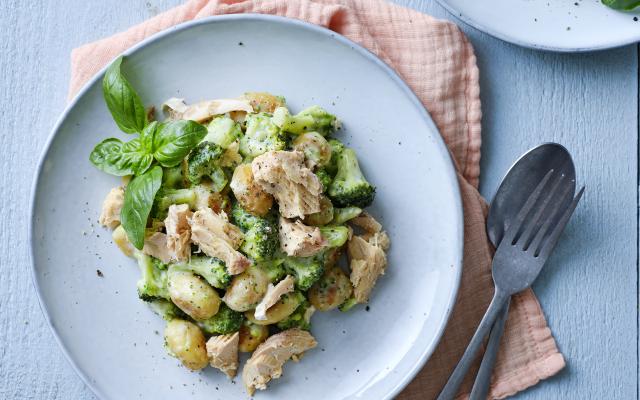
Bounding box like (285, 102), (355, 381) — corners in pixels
(469, 298), (511, 400)
(437, 289), (510, 400)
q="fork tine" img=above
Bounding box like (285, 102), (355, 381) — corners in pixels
(535, 186), (585, 258)
(525, 180), (574, 252)
(503, 169), (555, 245)
(519, 173), (567, 250)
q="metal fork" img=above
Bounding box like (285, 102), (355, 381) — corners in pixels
(437, 170), (584, 400)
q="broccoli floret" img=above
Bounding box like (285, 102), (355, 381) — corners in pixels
(204, 116), (242, 149)
(230, 201), (260, 230)
(319, 226), (349, 248)
(239, 113), (286, 158)
(171, 256), (231, 289)
(134, 250), (169, 301)
(231, 203), (279, 261)
(162, 165), (185, 189)
(328, 147), (376, 208)
(315, 168), (333, 192)
(257, 259), (287, 283)
(186, 141), (227, 191)
(331, 206), (362, 225)
(284, 254), (324, 291)
(148, 299), (186, 321)
(198, 303), (244, 335)
(276, 298), (313, 331)
(272, 106), (338, 136)
(241, 219), (279, 261)
(231, 201), (276, 229)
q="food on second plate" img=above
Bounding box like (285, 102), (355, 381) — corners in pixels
(601, 0), (640, 10)
(91, 56), (391, 394)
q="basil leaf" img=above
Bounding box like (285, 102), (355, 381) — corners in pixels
(89, 137), (153, 176)
(103, 56), (147, 134)
(121, 166), (163, 249)
(152, 120), (207, 167)
(602, 0), (640, 9)
(139, 121), (158, 153)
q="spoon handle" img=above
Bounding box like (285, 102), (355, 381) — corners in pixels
(437, 289), (510, 400)
(469, 298), (511, 400)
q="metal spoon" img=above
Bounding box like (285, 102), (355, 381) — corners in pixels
(469, 143), (576, 400)
(439, 143), (576, 400)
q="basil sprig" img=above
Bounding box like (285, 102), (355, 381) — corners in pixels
(90, 57), (207, 175)
(90, 120), (206, 175)
(89, 56), (208, 249)
(121, 166), (163, 249)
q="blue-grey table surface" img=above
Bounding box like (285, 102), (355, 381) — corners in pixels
(0, 0), (635, 399)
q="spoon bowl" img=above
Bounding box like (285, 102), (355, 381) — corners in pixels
(488, 143), (576, 247)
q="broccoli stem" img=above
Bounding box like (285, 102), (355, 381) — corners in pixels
(148, 299), (186, 321)
(331, 206), (362, 225)
(339, 297), (358, 312)
(161, 165), (185, 189)
(319, 226), (349, 248)
(154, 188), (197, 219)
(134, 250), (169, 301)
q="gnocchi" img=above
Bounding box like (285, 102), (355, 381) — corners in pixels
(230, 163), (273, 217)
(308, 267), (353, 311)
(222, 266), (270, 312)
(168, 268), (221, 320)
(164, 319), (208, 371)
(245, 292), (304, 325)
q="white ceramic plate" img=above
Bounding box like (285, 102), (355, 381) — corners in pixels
(30, 15), (463, 400)
(437, 0), (640, 51)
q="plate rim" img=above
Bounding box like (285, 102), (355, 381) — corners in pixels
(435, 0), (640, 52)
(28, 13), (464, 400)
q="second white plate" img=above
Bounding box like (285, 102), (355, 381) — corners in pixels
(437, 0), (640, 52)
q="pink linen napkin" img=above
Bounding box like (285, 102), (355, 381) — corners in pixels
(68, 1), (565, 398)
